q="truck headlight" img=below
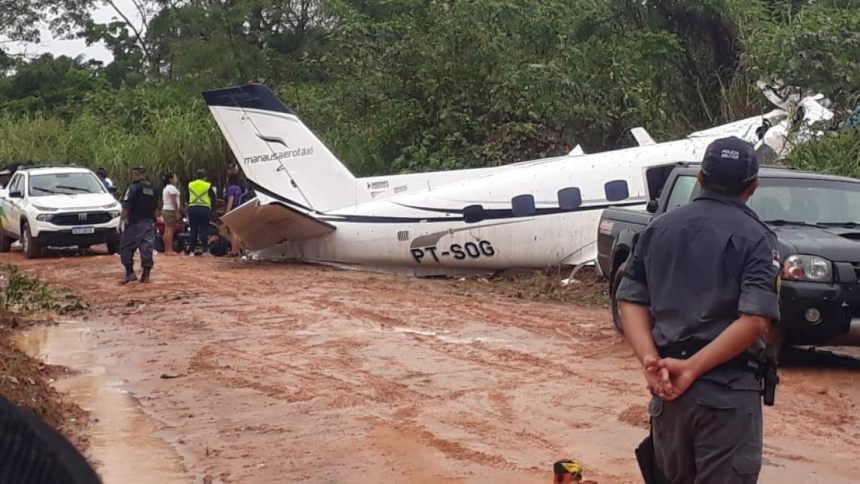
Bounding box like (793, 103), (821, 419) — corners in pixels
(109, 210), (121, 219)
(31, 205), (58, 212)
(35, 214), (53, 222)
(782, 255), (833, 282)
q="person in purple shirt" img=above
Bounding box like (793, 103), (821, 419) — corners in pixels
(223, 174), (243, 256)
(225, 176), (243, 211)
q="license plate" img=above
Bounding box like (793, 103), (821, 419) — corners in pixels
(72, 227), (95, 235)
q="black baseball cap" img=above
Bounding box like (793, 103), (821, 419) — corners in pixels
(131, 165), (146, 173)
(701, 136), (759, 187)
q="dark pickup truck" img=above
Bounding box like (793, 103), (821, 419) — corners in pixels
(597, 162), (860, 349)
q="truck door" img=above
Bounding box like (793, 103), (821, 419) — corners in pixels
(3, 174), (24, 236)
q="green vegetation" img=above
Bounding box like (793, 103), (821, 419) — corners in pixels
(1, 1), (858, 182)
(0, 264), (85, 314)
(785, 129), (860, 178)
(0, 264), (53, 312)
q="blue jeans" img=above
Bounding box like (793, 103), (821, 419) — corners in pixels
(187, 206), (211, 253)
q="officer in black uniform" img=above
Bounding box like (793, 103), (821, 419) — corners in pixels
(616, 137), (780, 483)
(119, 166), (158, 284)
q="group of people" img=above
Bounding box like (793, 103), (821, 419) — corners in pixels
(118, 162), (247, 284)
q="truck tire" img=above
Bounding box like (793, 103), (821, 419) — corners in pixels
(0, 231), (13, 252)
(21, 221), (42, 259)
(106, 232), (120, 255)
(610, 262), (627, 333)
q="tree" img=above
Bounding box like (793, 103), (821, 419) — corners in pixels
(0, 54), (107, 116)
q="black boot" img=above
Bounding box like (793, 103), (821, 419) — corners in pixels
(140, 267), (151, 283)
(120, 266), (137, 285)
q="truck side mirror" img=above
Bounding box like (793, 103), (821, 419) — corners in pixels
(646, 199), (659, 213)
(8, 191), (22, 199)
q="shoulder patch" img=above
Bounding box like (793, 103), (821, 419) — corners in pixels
(772, 249), (781, 270)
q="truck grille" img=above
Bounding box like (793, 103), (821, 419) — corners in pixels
(49, 211), (112, 226)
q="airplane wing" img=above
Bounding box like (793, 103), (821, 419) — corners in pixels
(221, 198), (335, 251)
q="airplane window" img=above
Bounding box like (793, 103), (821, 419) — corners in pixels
(463, 204), (485, 223)
(557, 187), (582, 210)
(605, 180), (629, 201)
(511, 194), (536, 216)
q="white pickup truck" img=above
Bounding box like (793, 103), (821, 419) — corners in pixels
(0, 165), (122, 258)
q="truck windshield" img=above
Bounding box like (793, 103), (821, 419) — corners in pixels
(29, 173), (106, 196)
(665, 175), (860, 226)
(752, 178), (860, 226)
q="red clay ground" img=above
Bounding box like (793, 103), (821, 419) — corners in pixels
(7, 249), (860, 483)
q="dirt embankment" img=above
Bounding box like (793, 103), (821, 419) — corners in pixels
(0, 266), (90, 451)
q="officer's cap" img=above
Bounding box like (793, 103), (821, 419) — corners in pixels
(131, 165), (146, 174)
(701, 137), (759, 187)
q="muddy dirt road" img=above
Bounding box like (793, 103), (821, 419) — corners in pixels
(8, 250), (860, 483)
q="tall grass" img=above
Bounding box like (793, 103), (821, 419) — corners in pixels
(785, 128), (860, 178)
(0, 106), (225, 190)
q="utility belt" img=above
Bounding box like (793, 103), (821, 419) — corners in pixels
(657, 338), (779, 406)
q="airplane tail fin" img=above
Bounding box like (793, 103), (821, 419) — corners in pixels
(203, 84), (358, 212)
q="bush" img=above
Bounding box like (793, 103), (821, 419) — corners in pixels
(784, 128), (860, 178)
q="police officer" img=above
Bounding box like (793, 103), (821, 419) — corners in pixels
(616, 137), (780, 483)
(187, 169), (216, 256)
(119, 166), (158, 284)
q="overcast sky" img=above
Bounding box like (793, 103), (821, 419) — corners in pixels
(4, 0), (140, 63)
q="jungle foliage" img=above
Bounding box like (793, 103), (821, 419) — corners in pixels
(0, 0), (858, 183)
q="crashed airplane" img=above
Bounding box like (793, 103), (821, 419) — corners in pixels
(202, 83), (832, 275)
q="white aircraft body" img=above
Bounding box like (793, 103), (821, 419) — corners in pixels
(203, 84), (832, 275)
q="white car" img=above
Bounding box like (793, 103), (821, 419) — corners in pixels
(0, 166), (121, 258)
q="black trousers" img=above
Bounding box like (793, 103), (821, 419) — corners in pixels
(187, 205), (211, 253)
(650, 380), (762, 483)
(120, 220), (154, 269)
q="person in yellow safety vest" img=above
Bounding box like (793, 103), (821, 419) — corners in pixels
(187, 169), (217, 256)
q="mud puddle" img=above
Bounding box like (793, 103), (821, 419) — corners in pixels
(15, 320), (189, 484)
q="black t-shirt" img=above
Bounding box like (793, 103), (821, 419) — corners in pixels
(121, 179), (159, 223)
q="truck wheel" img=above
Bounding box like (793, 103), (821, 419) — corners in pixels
(106, 232), (120, 255)
(0, 231), (13, 252)
(21, 222), (42, 259)
(610, 263), (627, 333)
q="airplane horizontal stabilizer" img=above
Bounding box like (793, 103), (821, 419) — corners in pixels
(630, 127), (656, 146)
(221, 199), (335, 251)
